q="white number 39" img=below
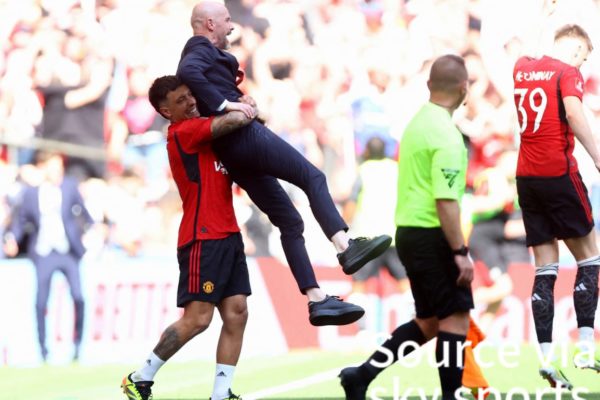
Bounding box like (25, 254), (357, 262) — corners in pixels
(515, 87), (548, 134)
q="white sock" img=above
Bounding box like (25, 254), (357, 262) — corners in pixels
(211, 363), (236, 399)
(578, 326), (595, 353)
(133, 352), (165, 382)
(579, 326), (594, 342)
(539, 342), (554, 366)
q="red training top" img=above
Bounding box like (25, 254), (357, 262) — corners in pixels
(513, 55), (584, 177)
(167, 116), (239, 248)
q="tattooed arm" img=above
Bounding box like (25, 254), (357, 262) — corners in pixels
(210, 106), (257, 139)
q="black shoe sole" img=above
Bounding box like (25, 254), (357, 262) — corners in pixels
(309, 309), (365, 326)
(342, 235), (392, 275)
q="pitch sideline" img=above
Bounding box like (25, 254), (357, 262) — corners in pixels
(243, 365), (349, 399)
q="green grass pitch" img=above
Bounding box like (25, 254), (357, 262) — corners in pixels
(1, 344), (599, 399)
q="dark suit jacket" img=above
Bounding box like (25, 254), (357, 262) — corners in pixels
(177, 36), (244, 116)
(10, 177), (93, 260)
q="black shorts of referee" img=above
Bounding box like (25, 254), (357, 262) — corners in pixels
(395, 226), (474, 319)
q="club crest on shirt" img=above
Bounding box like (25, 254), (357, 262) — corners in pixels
(214, 160), (228, 175)
(441, 168), (459, 188)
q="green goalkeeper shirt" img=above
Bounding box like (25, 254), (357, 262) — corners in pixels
(395, 102), (467, 228)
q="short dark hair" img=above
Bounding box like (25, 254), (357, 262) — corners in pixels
(555, 24), (593, 51)
(364, 136), (386, 160)
(148, 75), (183, 117)
(428, 54), (468, 93)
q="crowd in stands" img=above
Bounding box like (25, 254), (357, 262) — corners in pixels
(1, 0), (600, 267)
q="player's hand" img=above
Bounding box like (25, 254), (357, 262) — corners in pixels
(454, 254), (474, 287)
(225, 101), (257, 119)
(3, 236), (18, 258)
(239, 95), (257, 108)
(238, 96), (263, 122)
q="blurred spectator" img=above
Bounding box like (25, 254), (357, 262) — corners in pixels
(33, 7), (114, 180)
(348, 57), (399, 160)
(343, 137), (409, 330)
(467, 150), (530, 327)
(108, 65), (169, 200)
(2, 151), (94, 362)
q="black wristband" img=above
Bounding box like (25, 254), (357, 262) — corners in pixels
(452, 245), (469, 256)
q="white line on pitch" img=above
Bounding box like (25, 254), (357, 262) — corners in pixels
(243, 366), (345, 399)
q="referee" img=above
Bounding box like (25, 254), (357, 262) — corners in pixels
(340, 54), (474, 400)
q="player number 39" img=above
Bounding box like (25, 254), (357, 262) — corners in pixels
(514, 87), (548, 134)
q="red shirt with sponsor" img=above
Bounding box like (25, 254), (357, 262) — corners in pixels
(167, 116), (239, 248)
(513, 55), (585, 177)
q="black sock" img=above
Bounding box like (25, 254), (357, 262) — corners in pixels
(574, 258), (599, 328)
(436, 331), (467, 400)
(531, 264), (558, 343)
(359, 320), (427, 382)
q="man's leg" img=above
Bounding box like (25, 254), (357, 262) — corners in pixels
(564, 231), (600, 370)
(225, 171), (364, 326)
(339, 317), (433, 399)
(226, 172), (318, 292)
(214, 122), (391, 274)
(531, 240), (560, 360)
(530, 240), (573, 388)
(60, 254), (85, 361)
(437, 312), (470, 400)
(34, 257), (55, 362)
(211, 295), (248, 400)
(122, 301), (215, 400)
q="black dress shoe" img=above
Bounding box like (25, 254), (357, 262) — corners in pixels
(308, 295), (364, 326)
(338, 235), (392, 275)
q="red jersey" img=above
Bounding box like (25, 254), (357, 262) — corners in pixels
(167, 117), (239, 248)
(513, 55), (585, 177)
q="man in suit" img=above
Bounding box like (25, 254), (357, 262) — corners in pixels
(4, 151), (94, 362)
(177, 1), (392, 327)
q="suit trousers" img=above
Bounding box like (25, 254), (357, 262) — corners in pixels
(213, 121), (348, 292)
(33, 250), (84, 354)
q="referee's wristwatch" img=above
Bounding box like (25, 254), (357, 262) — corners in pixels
(452, 245), (469, 256)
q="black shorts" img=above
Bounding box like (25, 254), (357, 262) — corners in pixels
(517, 173), (594, 247)
(176, 233), (251, 307)
(353, 246), (407, 282)
(395, 226), (474, 320)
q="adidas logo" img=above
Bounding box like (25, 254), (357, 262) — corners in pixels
(217, 371), (227, 377)
(441, 168), (459, 188)
(146, 359), (151, 366)
(531, 293), (542, 301)
(575, 283), (587, 292)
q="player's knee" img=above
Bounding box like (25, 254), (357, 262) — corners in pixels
(73, 296), (85, 305)
(189, 313), (213, 333)
(223, 303), (248, 328)
(278, 214), (304, 236)
(415, 318), (438, 340)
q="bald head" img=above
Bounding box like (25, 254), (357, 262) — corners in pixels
(427, 54), (468, 112)
(190, 1), (233, 49)
(428, 55), (468, 94)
